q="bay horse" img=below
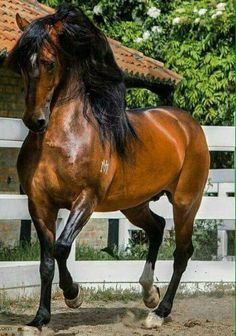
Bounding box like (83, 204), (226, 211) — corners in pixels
(8, 4), (209, 329)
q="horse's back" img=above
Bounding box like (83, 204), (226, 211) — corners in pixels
(128, 106), (209, 156)
(128, 106), (201, 130)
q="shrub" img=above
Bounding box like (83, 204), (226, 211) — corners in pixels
(164, 0), (234, 125)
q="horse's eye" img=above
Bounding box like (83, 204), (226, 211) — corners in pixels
(40, 60), (56, 73)
(46, 61), (56, 73)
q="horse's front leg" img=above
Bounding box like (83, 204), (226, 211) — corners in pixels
(54, 189), (97, 308)
(27, 200), (58, 328)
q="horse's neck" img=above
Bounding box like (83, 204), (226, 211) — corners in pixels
(52, 98), (86, 129)
(47, 97), (96, 147)
(47, 77), (98, 147)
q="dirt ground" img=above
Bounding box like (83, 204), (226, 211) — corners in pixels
(0, 295), (233, 336)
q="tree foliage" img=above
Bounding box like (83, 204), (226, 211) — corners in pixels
(40, 0), (234, 125)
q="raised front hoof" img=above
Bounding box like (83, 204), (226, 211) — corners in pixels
(143, 285), (160, 309)
(143, 311), (164, 329)
(65, 285), (84, 309)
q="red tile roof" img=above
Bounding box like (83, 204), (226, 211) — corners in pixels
(0, 0), (182, 87)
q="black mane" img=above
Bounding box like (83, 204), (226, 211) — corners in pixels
(8, 4), (137, 159)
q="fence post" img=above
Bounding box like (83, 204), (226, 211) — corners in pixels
(118, 219), (130, 251)
(108, 219), (119, 249)
(217, 230), (228, 260)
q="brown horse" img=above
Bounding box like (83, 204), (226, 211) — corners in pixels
(8, 4), (209, 329)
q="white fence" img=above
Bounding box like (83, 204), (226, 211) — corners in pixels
(0, 117), (234, 295)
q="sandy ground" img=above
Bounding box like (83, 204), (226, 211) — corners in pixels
(0, 295), (233, 336)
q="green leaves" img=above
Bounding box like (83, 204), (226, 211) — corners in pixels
(163, 0), (233, 125)
(126, 89), (160, 109)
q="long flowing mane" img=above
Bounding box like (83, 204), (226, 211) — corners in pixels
(8, 4), (137, 159)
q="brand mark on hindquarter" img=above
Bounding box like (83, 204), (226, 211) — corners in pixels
(100, 160), (109, 174)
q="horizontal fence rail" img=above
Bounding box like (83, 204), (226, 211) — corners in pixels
(0, 117), (235, 151)
(0, 260), (233, 289)
(0, 117), (234, 295)
(0, 194), (234, 221)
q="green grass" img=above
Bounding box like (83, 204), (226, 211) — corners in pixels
(76, 245), (116, 260)
(0, 241), (174, 261)
(0, 242), (40, 261)
(76, 243), (174, 261)
(0, 219), (222, 261)
(0, 230), (221, 262)
(84, 287), (142, 303)
(0, 292), (38, 314)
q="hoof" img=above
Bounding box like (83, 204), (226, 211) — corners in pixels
(65, 285), (84, 309)
(143, 285), (160, 309)
(27, 310), (50, 329)
(143, 311), (164, 329)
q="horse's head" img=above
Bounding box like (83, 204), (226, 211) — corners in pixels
(8, 14), (62, 132)
(8, 4), (135, 158)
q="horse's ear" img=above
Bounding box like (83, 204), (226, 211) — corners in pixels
(48, 21), (64, 44)
(16, 13), (30, 31)
(54, 20), (64, 31)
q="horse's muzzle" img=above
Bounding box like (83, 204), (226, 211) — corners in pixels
(34, 117), (47, 131)
(23, 115), (48, 133)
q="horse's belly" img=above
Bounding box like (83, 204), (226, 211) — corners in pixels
(95, 191), (161, 212)
(96, 181), (173, 212)
(96, 158), (181, 212)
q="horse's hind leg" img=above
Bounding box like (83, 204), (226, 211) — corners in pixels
(144, 134), (209, 328)
(122, 204), (165, 309)
(146, 197), (202, 329)
(148, 179), (208, 326)
(150, 200), (200, 326)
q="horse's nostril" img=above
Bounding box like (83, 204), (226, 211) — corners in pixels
(37, 118), (46, 129)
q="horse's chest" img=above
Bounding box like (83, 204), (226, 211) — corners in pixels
(38, 152), (87, 191)
(19, 138), (87, 201)
(45, 133), (86, 165)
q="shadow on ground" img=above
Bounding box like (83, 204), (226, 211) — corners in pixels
(0, 306), (146, 331)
